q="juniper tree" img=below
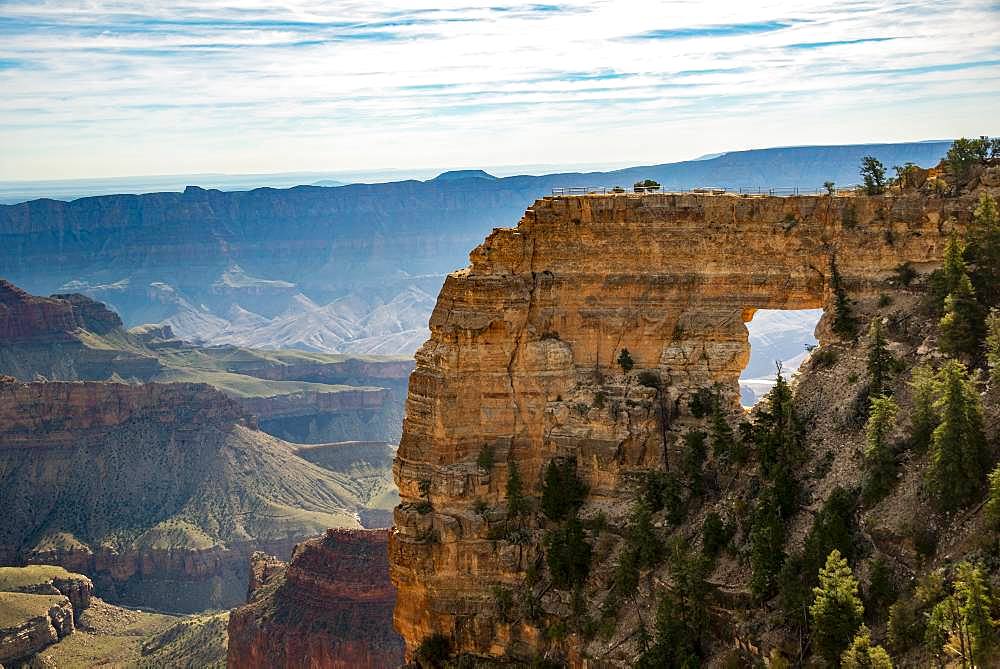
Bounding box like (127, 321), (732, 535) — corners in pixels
(811, 549), (865, 665)
(863, 395), (898, 504)
(928, 360), (989, 510)
(907, 365), (938, 451)
(830, 256), (858, 339)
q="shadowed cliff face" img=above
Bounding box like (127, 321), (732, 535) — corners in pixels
(227, 529), (404, 669)
(389, 191), (972, 661)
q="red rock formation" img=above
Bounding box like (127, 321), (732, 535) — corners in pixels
(227, 529), (404, 669)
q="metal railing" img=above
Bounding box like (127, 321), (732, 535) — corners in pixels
(551, 184), (864, 197)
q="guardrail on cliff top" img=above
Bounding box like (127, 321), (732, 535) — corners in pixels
(551, 185), (861, 196)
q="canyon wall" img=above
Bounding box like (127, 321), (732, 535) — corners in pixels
(389, 191), (970, 661)
(227, 528), (404, 668)
(0, 378), (370, 612)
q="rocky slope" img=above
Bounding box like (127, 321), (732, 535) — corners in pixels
(0, 378), (392, 613)
(389, 174), (998, 664)
(0, 283), (412, 444)
(226, 529), (404, 668)
(0, 143), (950, 354)
(0, 566), (93, 665)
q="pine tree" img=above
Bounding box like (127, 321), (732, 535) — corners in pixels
(750, 492), (786, 600)
(811, 549), (865, 665)
(830, 256), (858, 339)
(986, 464), (1000, 529)
(709, 396), (738, 465)
(938, 234), (984, 357)
(505, 462), (529, 520)
(955, 562), (998, 666)
(867, 318), (893, 397)
(841, 626), (894, 669)
(754, 366), (802, 518)
(969, 192), (1000, 306)
(863, 395), (898, 504)
(544, 517), (592, 589)
(907, 365), (938, 451)
(617, 348), (634, 373)
(860, 156), (887, 195)
(540, 458), (587, 521)
(928, 360), (989, 510)
(986, 308), (1000, 383)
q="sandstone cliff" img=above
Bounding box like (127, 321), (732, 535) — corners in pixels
(227, 528), (404, 668)
(389, 187), (994, 664)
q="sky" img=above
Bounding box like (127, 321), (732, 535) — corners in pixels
(1, 0), (998, 181)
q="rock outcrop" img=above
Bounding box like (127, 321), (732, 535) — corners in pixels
(389, 190), (984, 662)
(0, 280), (121, 342)
(0, 592), (75, 665)
(227, 529), (404, 669)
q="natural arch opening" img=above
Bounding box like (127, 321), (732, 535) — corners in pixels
(740, 308), (823, 407)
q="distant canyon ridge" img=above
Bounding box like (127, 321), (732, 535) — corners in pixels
(0, 142), (949, 368)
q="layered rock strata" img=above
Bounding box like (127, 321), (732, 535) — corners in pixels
(389, 191), (973, 661)
(0, 378), (369, 612)
(227, 528), (404, 668)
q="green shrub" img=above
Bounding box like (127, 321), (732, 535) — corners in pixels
(637, 370), (660, 388)
(687, 387), (715, 418)
(640, 471), (685, 525)
(415, 633), (451, 668)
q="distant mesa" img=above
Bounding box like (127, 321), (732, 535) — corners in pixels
(430, 169), (498, 182)
(310, 179), (345, 187)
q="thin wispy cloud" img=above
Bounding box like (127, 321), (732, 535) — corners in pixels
(0, 0), (997, 180)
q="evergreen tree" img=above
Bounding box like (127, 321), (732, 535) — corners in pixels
(860, 156), (888, 195)
(968, 192), (1000, 306)
(955, 562), (998, 666)
(544, 517), (592, 589)
(709, 396), (738, 464)
(811, 549), (865, 665)
(986, 308), (1000, 383)
(937, 234), (984, 356)
(907, 365), (938, 451)
(830, 256), (858, 339)
(863, 395), (898, 504)
(540, 458), (587, 521)
(637, 540), (711, 668)
(681, 430), (708, 497)
(617, 348), (634, 373)
(505, 462), (529, 520)
(750, 492), (786, 600)
(867, 318), (894, 397)
(628, 502), (663, 570)
(841, 626), (894, 669)
(928, 360), (989, 510)
(753, 366), (802, 518)
(940, 273), (984, 358)
(986, 463), (1000, 529)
